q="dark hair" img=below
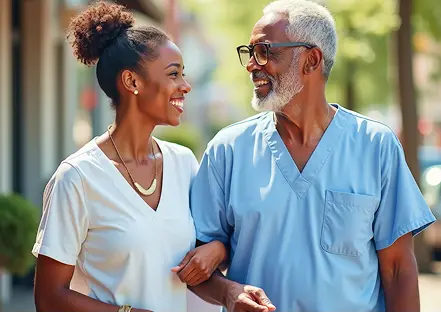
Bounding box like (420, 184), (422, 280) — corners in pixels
(67, 1), (170, 107)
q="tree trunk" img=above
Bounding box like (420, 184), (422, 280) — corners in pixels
(345, 59), (355, 111)
(345, 19), (356, 112)
(396, 0), (432, 273)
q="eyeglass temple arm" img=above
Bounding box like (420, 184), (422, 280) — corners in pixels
(270, 42), (315, 49)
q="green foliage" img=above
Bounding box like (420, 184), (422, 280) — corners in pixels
(414, 0), (441, 41)
(157, 123), (203, 156)
(182, 0), (397, 111)
(181, 0), (270, 115)
(0, 194), (39, 275)
(326, 0), (398, 109)
(414, 0), (441, 84)
(182, 0), (441, 112)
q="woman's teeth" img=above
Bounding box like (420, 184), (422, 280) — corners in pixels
(170, 100), (183, 108)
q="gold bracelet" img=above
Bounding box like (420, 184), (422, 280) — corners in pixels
(118, 304), (132, 312)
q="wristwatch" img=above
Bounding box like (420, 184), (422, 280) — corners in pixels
(118, 304), (132, 312)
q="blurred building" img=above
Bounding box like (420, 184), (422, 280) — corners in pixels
(0, 0), (221, 307)
(0, 0), (165, 305)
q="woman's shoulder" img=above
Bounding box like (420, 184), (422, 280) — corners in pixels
(51, 139), (101, 182)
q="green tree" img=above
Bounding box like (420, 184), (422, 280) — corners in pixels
(395, 0), (441, 273)
(181, 0), (273, 114)
(396, 0), (428, 273)
(326, 0), (399, 111)
(183, 0), (400, 112)
(183, 0), (441, 112)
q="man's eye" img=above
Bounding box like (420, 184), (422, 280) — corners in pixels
(268, 50), (281, 60)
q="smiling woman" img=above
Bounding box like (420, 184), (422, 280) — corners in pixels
(31, 1), (227, 312)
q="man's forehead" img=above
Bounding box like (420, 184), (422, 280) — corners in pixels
(250, 12), (289, 43)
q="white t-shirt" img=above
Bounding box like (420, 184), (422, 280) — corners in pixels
(32, 138), (208, 311)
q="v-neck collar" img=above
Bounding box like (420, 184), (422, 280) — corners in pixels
(262, 103), (346, 199)
(91, 137), (167, 215)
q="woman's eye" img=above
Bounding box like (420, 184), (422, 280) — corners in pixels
(169, 72), (186, 78)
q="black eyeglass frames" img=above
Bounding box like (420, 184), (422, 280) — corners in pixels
(236, 42), (315, 67)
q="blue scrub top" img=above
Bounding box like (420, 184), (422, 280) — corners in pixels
(190, 104), (435, 311)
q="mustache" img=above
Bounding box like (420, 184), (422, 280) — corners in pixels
(251, 71), (273, 82)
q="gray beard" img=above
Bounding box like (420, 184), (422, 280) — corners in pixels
(251, 56), (304, 112)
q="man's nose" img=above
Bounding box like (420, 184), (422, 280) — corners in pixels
(246, 55), (263, 73)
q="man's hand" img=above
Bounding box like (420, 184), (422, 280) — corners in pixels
(172, 241), (227, 286)
(225, 283), (276, 312)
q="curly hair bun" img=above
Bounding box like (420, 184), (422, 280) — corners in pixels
(67, 1), (135, 66)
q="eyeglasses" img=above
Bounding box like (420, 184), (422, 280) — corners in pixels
(236, 42), (315, 67)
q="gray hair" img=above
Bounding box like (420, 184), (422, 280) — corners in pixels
(263, 0), (337, 78)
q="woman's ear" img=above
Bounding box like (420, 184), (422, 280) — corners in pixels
(121, 69), (139, 93)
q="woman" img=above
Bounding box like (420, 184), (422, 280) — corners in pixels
(32, 2), (226, 311)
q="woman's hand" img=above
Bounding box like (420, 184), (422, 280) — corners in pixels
(171, 241), (228, 286)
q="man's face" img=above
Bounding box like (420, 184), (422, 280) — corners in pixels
(247, 13), (304, 112)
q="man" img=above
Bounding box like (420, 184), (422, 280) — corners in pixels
(179, 0), (436, 311)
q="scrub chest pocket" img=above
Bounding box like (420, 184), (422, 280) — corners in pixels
(321, 190), (377, 257)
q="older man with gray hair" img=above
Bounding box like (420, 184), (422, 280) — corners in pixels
(182, 0), (435, 311)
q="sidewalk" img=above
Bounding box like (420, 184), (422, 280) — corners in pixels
(3, 274), (441, 312)
(419, 274), (441, 312)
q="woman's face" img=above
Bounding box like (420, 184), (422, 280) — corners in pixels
(134, 40), (191, 127)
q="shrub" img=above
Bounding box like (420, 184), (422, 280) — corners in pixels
(0, 194), (39, 275)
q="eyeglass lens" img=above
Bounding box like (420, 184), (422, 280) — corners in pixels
(238, 44), (268, 66)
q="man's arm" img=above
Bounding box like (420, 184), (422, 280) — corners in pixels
(175, 240), (274, 311)
(188, 270), (276, 312)
(187, 270), (230, 306)
(378, 233), (420, 312)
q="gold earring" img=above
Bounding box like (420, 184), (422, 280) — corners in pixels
(134, 90), (139, 95)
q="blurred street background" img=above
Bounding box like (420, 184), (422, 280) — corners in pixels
(0, 0), (440, 311)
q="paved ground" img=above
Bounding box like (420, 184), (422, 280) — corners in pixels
(3, 274), (441, 312)
(419, 274), (441, 312)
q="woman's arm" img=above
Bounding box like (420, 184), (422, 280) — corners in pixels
(171, 240), (229, 286)
(34, 255), (149, 312)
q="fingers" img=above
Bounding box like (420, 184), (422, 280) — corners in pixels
(253, 289), (276, 311)
(171, 251), (194, 274)
(170, 266), (181, 273)
(178, 267), (196, 283)
(186, 273), (203, 286)
(185, 258), (213, 286)
(186, 269), (212, 286)
(173, 252), (215, 285)
(241, 297), (269, 312)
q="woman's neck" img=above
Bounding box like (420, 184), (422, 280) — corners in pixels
(108, 116), (156, 164)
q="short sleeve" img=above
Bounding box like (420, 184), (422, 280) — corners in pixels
(189, 151), (200, 185)
(32, 162), (89, 265)
(373, 140), (436, 250)
(190, 151), (232, 245)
